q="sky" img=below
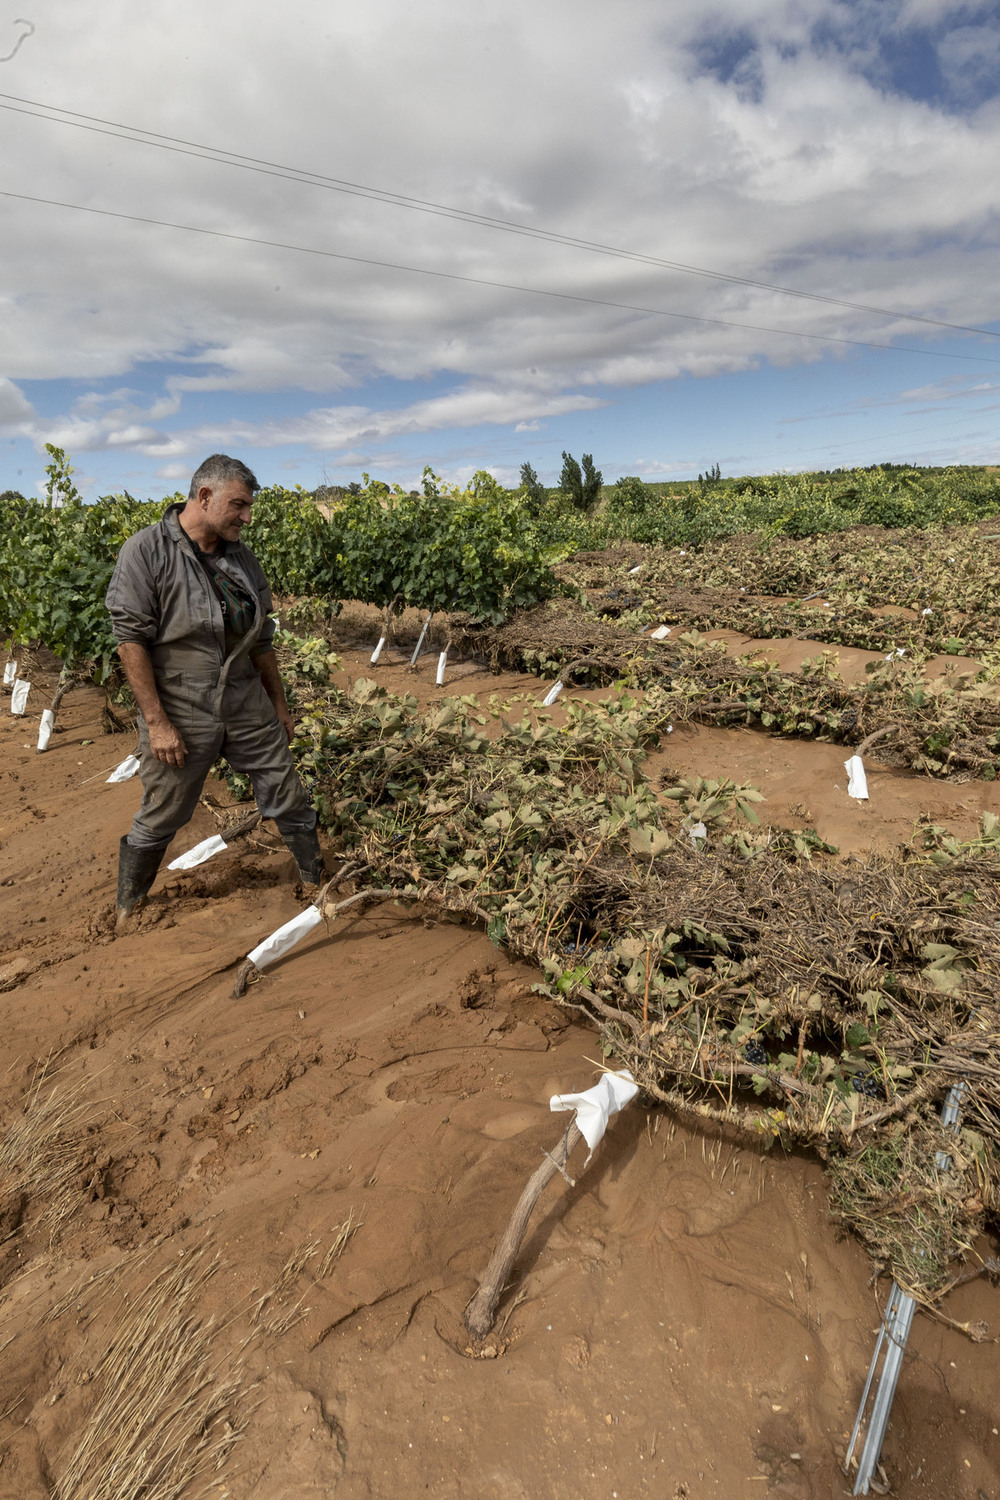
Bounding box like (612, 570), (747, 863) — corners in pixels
(1, 0), (999, 500)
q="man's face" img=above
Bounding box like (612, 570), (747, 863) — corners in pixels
(199, 480), (254, 543)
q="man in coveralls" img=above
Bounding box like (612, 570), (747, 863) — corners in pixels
(105, 453), (324, 921)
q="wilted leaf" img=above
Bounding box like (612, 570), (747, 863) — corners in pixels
(920, 942), (960, 962)
(628, 827), (672, 857)
(925, 965), (963, 994)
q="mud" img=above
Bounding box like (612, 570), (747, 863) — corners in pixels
(0, 658), (998, 1499)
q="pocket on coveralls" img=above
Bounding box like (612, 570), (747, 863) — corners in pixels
(158, 672), (216, 727)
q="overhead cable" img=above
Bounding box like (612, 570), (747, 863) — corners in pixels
(1, 89), (997, 342)
(6, 187), (1000, 368)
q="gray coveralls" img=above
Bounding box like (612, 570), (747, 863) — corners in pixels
(105, 504), (315, 852)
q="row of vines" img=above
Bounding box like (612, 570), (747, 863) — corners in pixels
(5, 448), (1000, 1299)
(3, 453), (1000, 690)
(0, 458), (566, 690)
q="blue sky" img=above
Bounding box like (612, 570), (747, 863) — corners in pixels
(2, 0), (999, 500)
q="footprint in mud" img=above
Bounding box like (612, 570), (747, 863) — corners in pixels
(480, 1107), (541, 1139)
(661, 1169), (756, 1238)
(444, 1094), (549, 1139)
(381, 1062), (472, 1104)
(591, 1148), (759, 1241)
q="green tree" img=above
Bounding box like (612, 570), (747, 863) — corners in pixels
(518, 461), (547, 514)
(559, 451), (582, 508)
(581, 454), (603, 510)
(559, 451), (603, 514)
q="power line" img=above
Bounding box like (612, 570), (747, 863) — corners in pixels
(6, 187), (1000, 368)
(1, 89), (997, 342)
(755, 402), (1000, 466)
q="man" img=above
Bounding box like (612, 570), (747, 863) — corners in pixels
(106, 453), (324, 922)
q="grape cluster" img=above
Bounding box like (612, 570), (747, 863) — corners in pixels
(852, 1074), (886, 1100)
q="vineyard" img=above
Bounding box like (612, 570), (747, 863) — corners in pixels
(2, 454), (1000, 1494)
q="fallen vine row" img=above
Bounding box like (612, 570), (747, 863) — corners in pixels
(219, 660), (1000, 1300)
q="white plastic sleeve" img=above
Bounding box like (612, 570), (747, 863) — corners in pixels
(36, 709), (55, 751)
(550, 1070), (638, 1154)
(247, 904), (324, 969)
(844, 754), (869, 800)
(106, 753), (141, 783)
(166, 834), (228, 870)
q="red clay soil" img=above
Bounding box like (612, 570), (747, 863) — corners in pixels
(0, 653), (998, 1500)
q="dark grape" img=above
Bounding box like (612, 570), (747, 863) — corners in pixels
(852, 1075), (886, 1100)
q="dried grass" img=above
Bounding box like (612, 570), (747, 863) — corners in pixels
(8, 1195), (362, 1500)
(52, 1247), (248, 1500)
(33, 1213), (363, 1500)
(249, 1210), (361, 1335)
(0, 1064), (102, 1252)
(318, 1210), (360, 1277)
(42, 1247), (157, 1326)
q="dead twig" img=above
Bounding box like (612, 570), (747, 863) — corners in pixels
(465, 1122), (583, 1340)
(856, 725), (902, 759)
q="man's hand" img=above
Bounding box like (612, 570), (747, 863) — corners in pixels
(148, 717), (188, 767)
(276, 704), (295, 743)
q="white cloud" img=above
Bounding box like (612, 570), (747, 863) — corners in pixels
(15, 380), (603, 458)
(1, 0), (999, 471)
(937, 23), (1000, 103)
(0, 377), (36, 428)
(632, 459), (699, 476)
(180, 385), (605, 456)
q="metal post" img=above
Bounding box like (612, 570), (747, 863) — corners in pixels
(409, 611), (433, 666)
(849, 1285), (917, 1493)
(845, 1082), (967, 1493)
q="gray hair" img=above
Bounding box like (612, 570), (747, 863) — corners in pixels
(188, 453), (260, 499)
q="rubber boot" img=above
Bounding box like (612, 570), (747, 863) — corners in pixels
(280, 826), (325, 885)
(116, 836), (165, 921)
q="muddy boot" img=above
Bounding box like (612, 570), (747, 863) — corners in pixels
(280, 827), (325, 886)
(116, 836), (165, 929)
